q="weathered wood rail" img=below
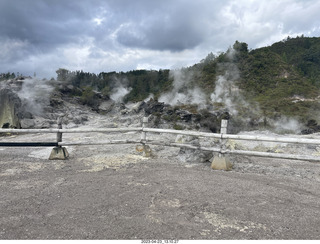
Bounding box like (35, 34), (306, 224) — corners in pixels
(1, 117), (320, 166)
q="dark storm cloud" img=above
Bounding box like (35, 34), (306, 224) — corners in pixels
(0, 0), (94, 50)
(0, 0), (219, 53)
(1, 0), (320, 78)
(115, 20), (204, 51)
(109, 0), (224, 51)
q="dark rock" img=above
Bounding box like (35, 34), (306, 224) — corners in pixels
(98, 100), (115, 114)
(2, 123), (10, 128)
(197, 112), (220, 133)
(176, 110), (192, 122)
(137, 101), (147, 111)
(144, 100), (166, 116)
(18, 111), (34, 119)
(301, 119), (320, 134)
(20, 119), (35, 129)
(301, 128), (315, 135)
(176, 136), (213, 163)
(118, 103), (127, 111)
(166, 109), (174, 116)
(307, 119), (317, 127)
(50, 97), (64, 107)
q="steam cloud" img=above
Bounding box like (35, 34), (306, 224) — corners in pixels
(159, 69), (206, 107)
(157, 47), (304, 134)
(158, 48), (248, 114)
(272, 117), (303, 134)
(17, 78), (54, 116)
(210, 63), (246, 115)
(109, 77), (132, 103)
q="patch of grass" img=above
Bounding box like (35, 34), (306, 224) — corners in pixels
(173, 124), (185, 130)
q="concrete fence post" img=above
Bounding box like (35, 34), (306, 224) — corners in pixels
(139, 116), (152, 157)
(220, 119), (228, 135)
(211, 119), (232, 170)
(57, 117), (63, 145)
(49, 117), (69, 160)
(141, 117), (148, 142)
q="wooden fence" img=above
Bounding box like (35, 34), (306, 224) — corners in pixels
(1, 117), (320, 163)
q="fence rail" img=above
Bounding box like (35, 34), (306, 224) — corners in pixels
(0, 127), (143, 134)
(0, 142), (58, 147)
(1, 118), (320, 163)
(59, 139), (141, 146)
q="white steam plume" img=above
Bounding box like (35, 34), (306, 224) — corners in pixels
(110, 86), (132, 103)
(159, 69), (206, 107)
(110, 77), (132, 103)
(17, 78), (54, 116)
(144, 93), (154, 102)
(210, 64), (245, 115)
(210, 61), (249, 116)
(272, 117), (303, 134)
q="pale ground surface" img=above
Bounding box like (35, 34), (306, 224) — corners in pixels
(0, 111), (320, 240)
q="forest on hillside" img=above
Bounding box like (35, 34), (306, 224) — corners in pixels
(2, 36), (320, 125)
(52, 36), (320, 123)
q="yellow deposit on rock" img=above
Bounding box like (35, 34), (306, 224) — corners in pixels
(211, 155), (232, 171)
(226, 139), (246, 150)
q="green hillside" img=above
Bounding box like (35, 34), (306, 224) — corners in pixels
(55, 36), (320, 126)
(241, 36), (320, 120)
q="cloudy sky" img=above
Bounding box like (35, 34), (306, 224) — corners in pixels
(1, 0), (320, 79)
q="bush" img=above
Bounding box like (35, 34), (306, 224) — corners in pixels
(80, 87), (95, 106)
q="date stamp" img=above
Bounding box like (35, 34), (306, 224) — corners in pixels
(141, 240), (179, 244)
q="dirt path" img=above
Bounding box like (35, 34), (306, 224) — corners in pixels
(0, 132), (320, 240)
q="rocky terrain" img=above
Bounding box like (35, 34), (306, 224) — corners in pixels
(2, 77), (320, 166)
(1, 100), (320, 239)
(1, 77), (320, 239)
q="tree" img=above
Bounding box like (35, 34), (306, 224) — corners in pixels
(56, 68), (70, 81)
(80, 87), (96, 106)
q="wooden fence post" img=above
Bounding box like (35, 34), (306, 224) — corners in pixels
(49, 117), (69, 160)
(211, 119), (232, 170)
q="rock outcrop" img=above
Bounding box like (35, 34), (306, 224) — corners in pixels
(176, 135), (213, 163)
(0, 89), (22, 128)
(301, 119), (320, 134)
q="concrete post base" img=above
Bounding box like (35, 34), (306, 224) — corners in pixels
(136, 144), (153, 157)
(211, 155), (232, 171)
(49, 147), (69, 160)
(143, 145), (153, 157)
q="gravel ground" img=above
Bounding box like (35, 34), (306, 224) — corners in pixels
(1, 116), (320, 240)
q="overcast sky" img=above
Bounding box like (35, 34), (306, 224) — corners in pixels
(1, 0), (320, 79)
